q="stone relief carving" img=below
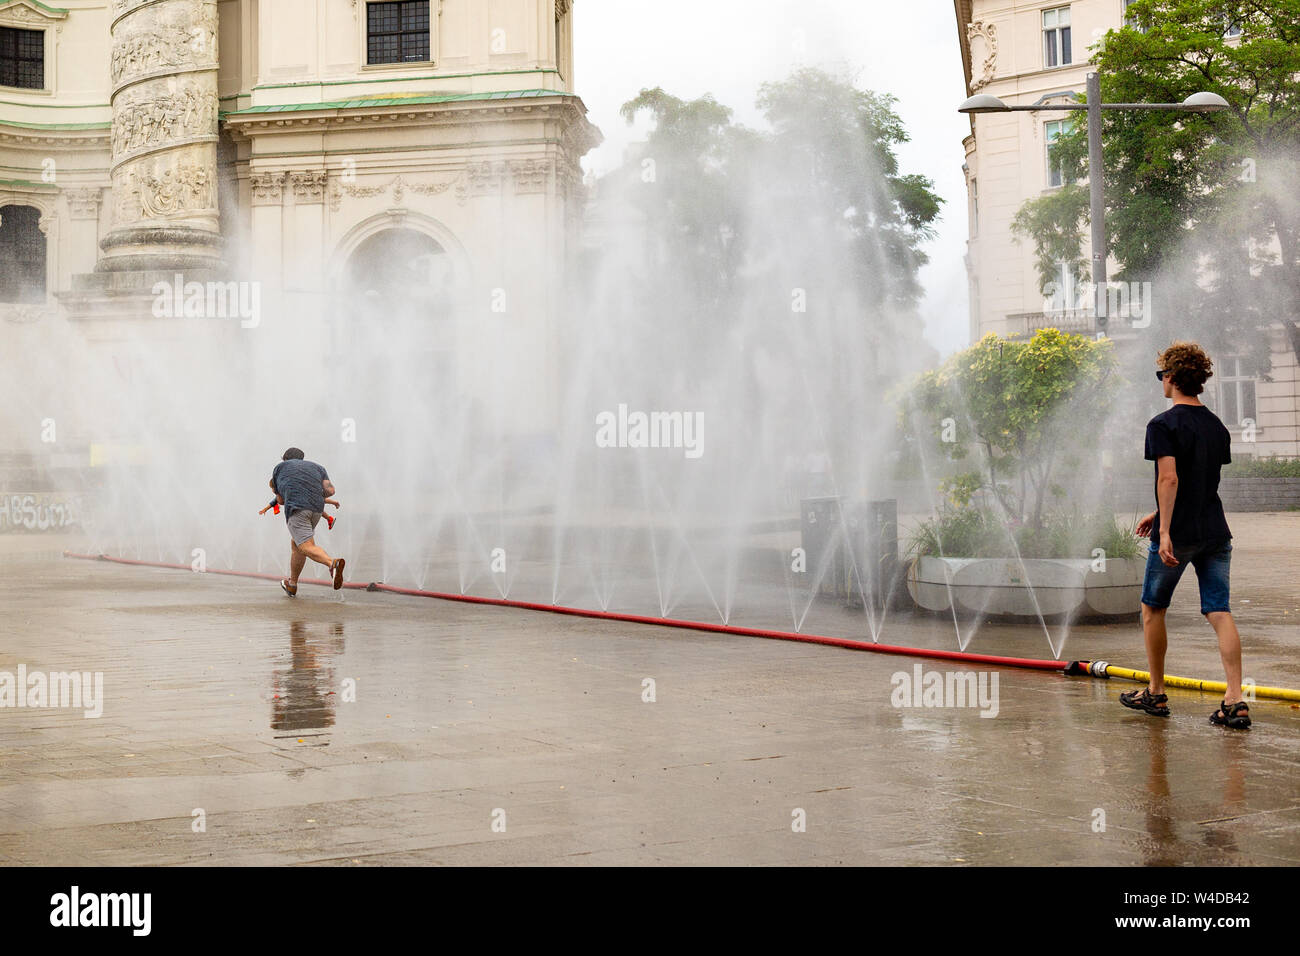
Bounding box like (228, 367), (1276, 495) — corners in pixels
(111, 21), (217, 86)
(111, 84), (218, 158)
(115, 159), (214, 221)
(967, 21), (998, 91)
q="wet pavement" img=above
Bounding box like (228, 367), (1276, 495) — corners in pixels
(1, 517), (1298, 866)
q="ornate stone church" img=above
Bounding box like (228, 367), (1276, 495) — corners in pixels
(0, 0), (599, 428)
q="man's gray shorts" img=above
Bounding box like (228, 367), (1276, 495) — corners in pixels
(286, 510), (321, 546)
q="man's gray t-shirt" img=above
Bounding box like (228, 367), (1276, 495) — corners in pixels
(271, 459), (329, 517)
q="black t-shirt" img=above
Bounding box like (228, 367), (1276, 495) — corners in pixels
(1144, 404), (1232, 547)
(271, 459), (329, 517)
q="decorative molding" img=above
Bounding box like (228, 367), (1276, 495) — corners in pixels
(455, 161), (505, 204)
(329, 172), (462, 212)
(0, 1), (69, 27)
(63, 186), (103, 219)
(289, 169), (327, 203)
(555, 0), (572, 18)
(509, 158), (549, 194)
(966, 21), (998, 91)
(249, 170), (286, 205)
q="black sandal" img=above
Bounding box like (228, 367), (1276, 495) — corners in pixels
(1210, 700), (1251, 730)
(1120, 688), (1170, 716)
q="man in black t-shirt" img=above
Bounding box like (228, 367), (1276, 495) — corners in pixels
(1120, 342), (1250, 729)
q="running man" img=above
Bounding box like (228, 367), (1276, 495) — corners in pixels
(269, 447), (345, 595)
(1121, 342), (1250, 729)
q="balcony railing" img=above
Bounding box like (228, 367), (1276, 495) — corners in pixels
(1006, 307), (1096, 338)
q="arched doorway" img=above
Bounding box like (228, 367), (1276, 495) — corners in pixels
(337, 225), (461, 416)
(0, 204), (46, 304)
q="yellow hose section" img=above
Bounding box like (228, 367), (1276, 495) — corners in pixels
(1104, 664), (1300, 703)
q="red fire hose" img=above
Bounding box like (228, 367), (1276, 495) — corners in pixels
(62, 551), (1069, 673)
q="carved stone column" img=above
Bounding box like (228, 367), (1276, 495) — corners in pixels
(98, 0), (221, 272)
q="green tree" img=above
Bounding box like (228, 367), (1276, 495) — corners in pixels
(1011, 0), (1300, 373)
(617, 87), (755, 310)
(616, 68), (944, 317)
(754, 67), (943, 310)
(899, 329), (1118, 531)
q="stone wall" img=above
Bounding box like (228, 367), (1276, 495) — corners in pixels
(1110, 476), (1300, 513)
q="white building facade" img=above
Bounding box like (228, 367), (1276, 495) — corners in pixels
(954, 0), (1299, 457)
(0, 0), (599, 435)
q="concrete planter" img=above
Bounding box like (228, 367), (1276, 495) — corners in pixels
(906, 555), (1143, 618)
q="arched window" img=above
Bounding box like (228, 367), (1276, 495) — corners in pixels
(0, 204), (46, 303)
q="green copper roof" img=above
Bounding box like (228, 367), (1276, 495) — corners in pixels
(7, 1), (70, 16)
(224, 88), (574, 116)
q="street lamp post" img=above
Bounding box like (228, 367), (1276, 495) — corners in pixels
(959, 77), (1229, 334)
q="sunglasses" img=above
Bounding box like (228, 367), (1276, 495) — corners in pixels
(1155, 369), (1166, 381)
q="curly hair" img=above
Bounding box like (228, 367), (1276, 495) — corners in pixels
(1157, 341), (1213, 396)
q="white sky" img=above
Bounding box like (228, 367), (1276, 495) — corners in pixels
(575, 0), (973, 356)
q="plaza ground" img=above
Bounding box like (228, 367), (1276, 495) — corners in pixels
(1, 513), (1298, 866)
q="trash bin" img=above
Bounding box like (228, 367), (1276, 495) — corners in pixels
(846, 498), (902, 611)
(799, 496), (846, 598)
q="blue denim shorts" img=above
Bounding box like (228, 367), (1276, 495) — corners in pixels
(1140, 538), (1232, 614)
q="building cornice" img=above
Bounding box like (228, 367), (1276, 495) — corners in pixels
(954, 0), (974, 94)
(222, 90), (602, 153)
(0, 120), (111, 149)
(955, 0), (975, 135)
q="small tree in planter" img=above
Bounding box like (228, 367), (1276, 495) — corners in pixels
(898, 329), (1129, 555)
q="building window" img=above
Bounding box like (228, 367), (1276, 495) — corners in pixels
(1211, 357), (1257, 427)
(969, 178), (978, 237)
(1123, 0), (1146, 32)
(1043, 7), (1072, 68)
(366, 1), (430, 65)
(1223, 17), (1243, 38)
(0, 26), (44, 90)
(1045, 120), (1071, 187)
(0, 204), (47, 303)
(1046, 260), (1078, 311)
